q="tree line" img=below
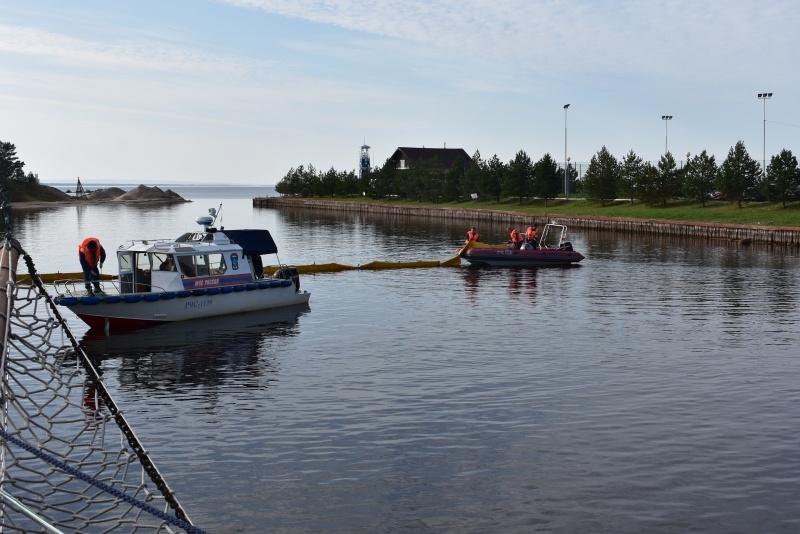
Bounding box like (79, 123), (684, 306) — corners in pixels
(276, 141), (800, 208)
(1, 140), (40, 191)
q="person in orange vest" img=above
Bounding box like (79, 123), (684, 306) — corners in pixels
(506, 226), (523, 249)
(525, 224), (539, 247)
(78, 237), (106, 295)
(465, 227), (479, 243)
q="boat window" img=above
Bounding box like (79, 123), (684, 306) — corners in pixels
(119, 252), (134, 293)
(154, 253), (176, 271)
(176, 254), (226, 276)
(119, 253), (132, 273)
(133, 252), (152, 291)
(208, 253), (227, 275)
(174, 232), (207, 243)
(177, 256), (196, 277)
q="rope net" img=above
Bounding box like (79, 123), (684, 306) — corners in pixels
(1, 236), (204, 533)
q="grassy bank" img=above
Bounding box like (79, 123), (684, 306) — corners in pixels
(300, 196), (800, 229)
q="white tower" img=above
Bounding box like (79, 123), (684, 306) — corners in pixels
(359, 144), (371, 179)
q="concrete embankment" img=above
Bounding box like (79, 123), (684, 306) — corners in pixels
(253, 197), (800, 247)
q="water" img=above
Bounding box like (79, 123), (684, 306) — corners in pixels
(8, 188), (800, 533)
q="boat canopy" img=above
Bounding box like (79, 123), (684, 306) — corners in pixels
(223, 229), (278, 256)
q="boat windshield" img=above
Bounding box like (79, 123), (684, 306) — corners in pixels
(175, 232), (214, 243)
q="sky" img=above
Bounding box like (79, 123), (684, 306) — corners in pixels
(1, 0), (798, 185)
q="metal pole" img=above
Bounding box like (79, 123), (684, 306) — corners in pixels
(564, 104), (570, 198)
(661, 115), (672, 154)
(758, 92), (772, 174)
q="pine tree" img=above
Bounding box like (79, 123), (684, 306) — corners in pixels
(581, 146), (618, 205)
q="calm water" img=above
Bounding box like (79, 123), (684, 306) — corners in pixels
(8, 188), (800, 533)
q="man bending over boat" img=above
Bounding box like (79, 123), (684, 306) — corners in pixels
(78, 237), (106, 296)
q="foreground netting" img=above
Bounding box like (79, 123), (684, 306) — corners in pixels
(1, 205), (205, 532)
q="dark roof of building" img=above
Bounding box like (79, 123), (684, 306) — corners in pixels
(390, 147), (471, 169)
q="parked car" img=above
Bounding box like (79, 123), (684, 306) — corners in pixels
(744, 188), (767, 202)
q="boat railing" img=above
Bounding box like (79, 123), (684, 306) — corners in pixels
(53, 277), (169, 297)
(116, 238), (175, 249)
(539, 224), (569, 250)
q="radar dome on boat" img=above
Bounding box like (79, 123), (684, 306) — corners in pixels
(196, 215), (214, 229)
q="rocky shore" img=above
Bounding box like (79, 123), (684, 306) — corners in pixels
(9, 184), (189, 208)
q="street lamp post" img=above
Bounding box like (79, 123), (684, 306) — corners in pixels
(564, 104), (570, 198)
(758, 92), (773, 175)
(661, 115), (672, 154)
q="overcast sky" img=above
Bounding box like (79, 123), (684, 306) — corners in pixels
(1, 0), (797, 185)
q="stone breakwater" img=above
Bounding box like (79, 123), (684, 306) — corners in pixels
(253, 197), (800, 247)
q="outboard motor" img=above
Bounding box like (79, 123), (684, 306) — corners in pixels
(276, 266), (300, 292)
(559, 242), (574, 251)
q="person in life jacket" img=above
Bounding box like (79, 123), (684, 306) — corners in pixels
(78, 237), (107, 295)
(525, 225), (539, 247)
(465, 227), (479, 243)
(506, 226), (523, 250)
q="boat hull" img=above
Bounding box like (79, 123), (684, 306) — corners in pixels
(55, 282), (310, 332)
(463, 247), (584, 268)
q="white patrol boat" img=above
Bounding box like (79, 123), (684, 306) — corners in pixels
(54, 207), (310, 332)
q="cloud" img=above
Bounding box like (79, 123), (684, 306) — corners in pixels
(219, 0), (799, 86)
(0, 23), (264, 77)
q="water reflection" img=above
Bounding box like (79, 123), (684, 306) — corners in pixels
(461, 267), (540, 303)
(80, 305), (309, 392)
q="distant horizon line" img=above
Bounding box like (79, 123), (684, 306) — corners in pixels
(45, 181), (276, 188)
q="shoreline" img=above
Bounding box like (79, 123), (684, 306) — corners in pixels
(9, 198), (191, 209)
(253, 197), (800, 247)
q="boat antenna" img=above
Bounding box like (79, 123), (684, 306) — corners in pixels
(208, 203), (223, 227)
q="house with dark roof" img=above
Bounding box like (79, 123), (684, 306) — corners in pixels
(389, 147), (472, 171)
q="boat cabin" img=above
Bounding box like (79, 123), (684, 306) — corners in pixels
(117, 228), (276, 294)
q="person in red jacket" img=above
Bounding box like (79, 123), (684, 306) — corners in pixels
(525, 225), (539, 247)
(465, 227), (479, 243)
(78, 237), (106, 295)
(506, 226), (523, 249)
